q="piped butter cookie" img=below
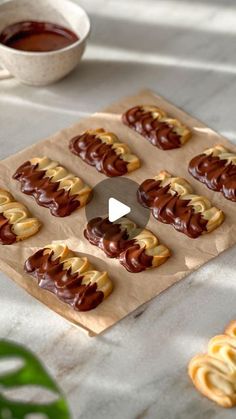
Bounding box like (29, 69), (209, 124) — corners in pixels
(69, 128), (140, 177)
(84, 216), (170, 273)
(0, 189), (41, 244)
(122, 105), (191, 150)
(13, 157), (92, 217)
(137, 171), (224, 238)
(25, 243), (113, 311)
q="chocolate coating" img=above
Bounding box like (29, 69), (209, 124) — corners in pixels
(189, 153), (236, 202)
(0, 21), (78, 52)
(24, 249), (104, 311)
(84, 217), (153, 273)
(0, 214), (16, 245)
(69, 132), (128, 177)
(119, 244), (153, 273)
(122, 106), (181, 150)
(13, 161), (80, 217)
(137, 179), (207, 238)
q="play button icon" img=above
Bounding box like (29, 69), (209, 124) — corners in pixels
(108, 198), (131, 222)
(85, 177), (150, 235)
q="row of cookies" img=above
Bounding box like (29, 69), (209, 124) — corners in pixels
(23, 217), (171, 311)
(1, 105), (235, 235)
(0, 169), (227, 313)
(0, 164), (225, 259)
(0, 151), (229, 242)
(70, 108), (236, 204)
(1, 105), (235, 244)
(0, 105), (235, 315)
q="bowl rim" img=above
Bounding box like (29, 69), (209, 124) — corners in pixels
(0, 0), (91, 56)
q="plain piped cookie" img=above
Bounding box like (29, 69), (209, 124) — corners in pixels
(188, 321), (236, 408)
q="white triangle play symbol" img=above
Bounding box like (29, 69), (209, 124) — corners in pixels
(108, 197), (131, 222)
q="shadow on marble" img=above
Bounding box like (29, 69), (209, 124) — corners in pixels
(1, 244), (236, 419)
(1, 59), (236, 152)
(88, 13), (236, 65)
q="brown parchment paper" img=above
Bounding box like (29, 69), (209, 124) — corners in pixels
(1, 89), (236, 336)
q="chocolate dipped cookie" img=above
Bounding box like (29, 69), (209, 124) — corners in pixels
(189, 320), (236, 408)
(13, 157), (92, 217)
(24, 243), (113, 311)
(137, 171), (224, 238)
(0, 189), (41, 245)
(69, 128), (140, 177)
(122, 105), (191, 150)
(189, 145), (236, 202)
(84, 217), (170, 273)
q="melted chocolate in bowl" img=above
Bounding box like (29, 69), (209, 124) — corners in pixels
(0, 20), (79, 52)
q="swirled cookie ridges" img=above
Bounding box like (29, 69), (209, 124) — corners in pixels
(122, 105), (191, 150)
(13, 157), (92, 217)
(25, 243), (113, 311)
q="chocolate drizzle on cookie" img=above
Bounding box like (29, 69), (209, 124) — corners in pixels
(69, 131), (128, 177)
(13, 161), (80, 217)
(189, 153), (236, 202)
(137, 179), (208, 238)
(122, 106), (181, 150)
(24, 248), (104, 311)
(84, 217), (153, 273)
(0, 214), (17, 245)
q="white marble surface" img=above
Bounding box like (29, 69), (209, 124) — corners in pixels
(1, 0), (236, 418)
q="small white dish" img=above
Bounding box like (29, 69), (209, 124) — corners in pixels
(0, 0), (90, 86)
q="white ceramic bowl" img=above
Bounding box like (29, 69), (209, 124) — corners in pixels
(0, 0), (90, 86)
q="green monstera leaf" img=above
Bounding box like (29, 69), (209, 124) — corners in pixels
(0, 340), (71, 419)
